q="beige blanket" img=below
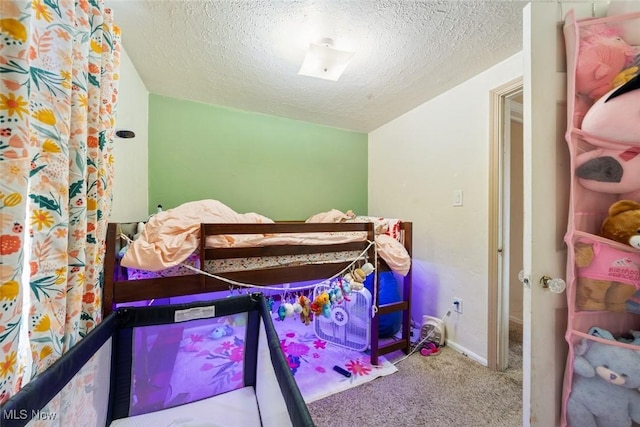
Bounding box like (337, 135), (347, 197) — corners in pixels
(121, 200), (411, 275)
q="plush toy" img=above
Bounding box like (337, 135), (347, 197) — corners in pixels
(612, 64), (639, 89)
(277, 304), (287, 321)
(343, 262), (375, 292)
(575, 27), (637, 100)
(575, 145), (640, 201)
(311, 292), (329, 316)
(343, 272), (362, 291)
(277, 302), (295, 321)
(321, 301), (331, 318)
(338, 278), (352, 301)
(208, 325), (233, 340)
(580, 73), (640, 147)
(566, 333), (640, 427)
(298, 295), (312, 325)
(573, 200), (640, 312)
(601, 200), (640, 249)
(328, 286), (344, 304)
(292, 301), (303, 315)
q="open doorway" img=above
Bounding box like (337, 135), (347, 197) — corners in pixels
(488, 77), (523, 373)
(506, 93), (524, 375)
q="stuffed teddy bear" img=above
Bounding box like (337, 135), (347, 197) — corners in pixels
(573, 200), (640, 312)
(566, 333), (640, 427)
(574, 241), (637, 312)
(601, 199), (640, 249)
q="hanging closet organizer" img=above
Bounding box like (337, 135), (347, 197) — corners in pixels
(561, 9), (640, 427)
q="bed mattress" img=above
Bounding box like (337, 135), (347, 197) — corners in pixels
(126, 250), (362, 280)
(108, 385), (261, 427)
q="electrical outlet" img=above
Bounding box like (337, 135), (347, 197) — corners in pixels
(453, 297), (463, 314)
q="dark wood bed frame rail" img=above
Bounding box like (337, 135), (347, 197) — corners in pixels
(103, 221), (412, 365)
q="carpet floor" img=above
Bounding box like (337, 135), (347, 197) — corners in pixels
(308, 331), (523, 426)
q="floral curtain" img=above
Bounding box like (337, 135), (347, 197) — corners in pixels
(0, 0), (120, 403)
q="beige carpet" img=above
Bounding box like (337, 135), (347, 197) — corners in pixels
(308, 332), (523, 426)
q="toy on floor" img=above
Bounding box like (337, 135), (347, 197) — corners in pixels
(566, 329), (640, 427)
(332, 365), (352, 378)
(419, 342), (441, 357)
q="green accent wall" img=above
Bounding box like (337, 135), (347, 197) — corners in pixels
(148, 95), (368, 220)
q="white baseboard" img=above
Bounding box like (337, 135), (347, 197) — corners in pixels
(445, 340), (488, 367)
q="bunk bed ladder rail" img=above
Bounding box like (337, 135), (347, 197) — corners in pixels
(369, 222), (413, 365)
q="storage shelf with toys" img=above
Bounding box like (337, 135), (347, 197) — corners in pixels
(561, 9), (640, 427)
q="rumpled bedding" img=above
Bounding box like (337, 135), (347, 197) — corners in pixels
(121, 199), (411, 275)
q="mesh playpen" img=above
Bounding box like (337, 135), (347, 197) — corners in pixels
(0, 293), (315, 427)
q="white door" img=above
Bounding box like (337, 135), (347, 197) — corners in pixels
(522, 3), (600, 426)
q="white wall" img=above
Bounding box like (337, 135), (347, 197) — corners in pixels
(368, 52), (523, 362)
(111, 47), (149, 222)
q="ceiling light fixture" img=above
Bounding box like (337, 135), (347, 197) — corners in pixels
(298, 38), (354, 82)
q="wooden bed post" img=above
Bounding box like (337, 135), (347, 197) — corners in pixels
(401, 223), (413, 355)
(102, 223), (117, 318)
(199, 223), (207, 293)
(369, 221), (413, 365)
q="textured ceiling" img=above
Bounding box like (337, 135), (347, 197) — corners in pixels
(105, 0), (528, 133)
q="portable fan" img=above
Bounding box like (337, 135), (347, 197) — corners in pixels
(313, 283), (372, 352)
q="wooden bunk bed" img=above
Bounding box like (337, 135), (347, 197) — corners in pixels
(103, 220), (413, 365)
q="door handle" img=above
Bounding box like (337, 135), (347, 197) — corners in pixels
(518, 270), (530, 288)
(539, 275), (566, 293)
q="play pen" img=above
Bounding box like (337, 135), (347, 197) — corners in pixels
(0, 293), (315, 427)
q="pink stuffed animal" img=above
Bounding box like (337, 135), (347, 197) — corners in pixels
(575, 27), (637, 100)
(581, 74), (640, 147)
(575, 74), (640, 202)
(575, 145), (640, 201)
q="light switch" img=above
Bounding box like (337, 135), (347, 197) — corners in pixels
(453, 189), (463, 207)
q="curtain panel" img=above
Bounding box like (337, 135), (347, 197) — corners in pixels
(0, 0), (120, 402)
